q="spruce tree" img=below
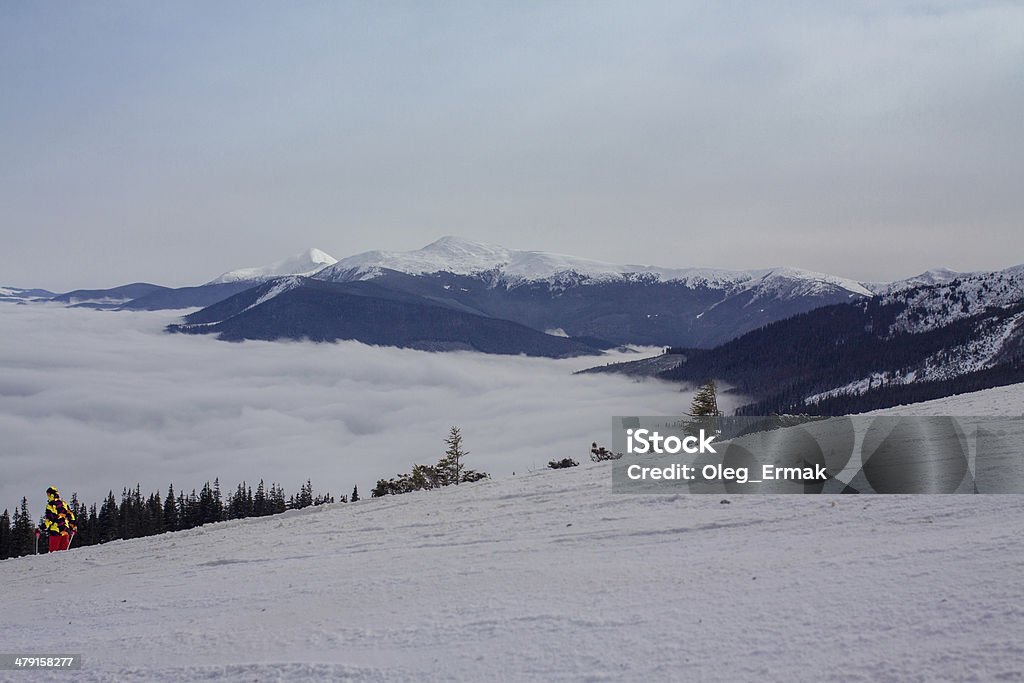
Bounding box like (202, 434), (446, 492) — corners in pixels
(37, 514), (49, 553)
(85, 504), (99, 546)
(164, 485), (178, 532)
(270, 484), (287, 514)
(438, 426), (467, 485)
(12, 497), (33, 558)
(0, 509), (10, 560)
(690, 380), (722, 417)
(254, 480), (267, 516)
(351, 485), (359, 503)
(688, 379), (722, 439)
(99, 491), (118, 542)
(212, 478), (224, 521)
(147, 492), (164, 535)
(297, 480), (314, 509)
(198, 482), (215, 524)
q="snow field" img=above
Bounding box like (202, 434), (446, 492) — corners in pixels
(2, 460), (1023, 682)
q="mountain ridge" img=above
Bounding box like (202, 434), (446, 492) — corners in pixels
(168, 277), (604, 358)
(317, 236), (874, 297)
(207, 247), (338, 284)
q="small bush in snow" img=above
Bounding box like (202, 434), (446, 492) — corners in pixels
(548, 458), (579, 469)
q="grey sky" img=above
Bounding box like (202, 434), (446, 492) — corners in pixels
(2, 1), (1022, 291)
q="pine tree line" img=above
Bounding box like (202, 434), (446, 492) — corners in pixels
(1, 477), (341, 561)
(4, 427), (485, 560)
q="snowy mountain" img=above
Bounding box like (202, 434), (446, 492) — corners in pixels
(18, 239), (1019, 358)
(68, 249), (338, 311)
(885, 264), (1024, 335)
(868, 267), (968, 294)
(306, 237), (874, 348)
(49, 283), (171, 308)
(96, 248), (340, 311)
(168, 277), (604, 358)
(647, 263), (1024, 414)
(4, 388), (1024, 681)
(0, 286), (55, 303)
(318, 236), (873, 297)
(207, 247), (337, 284)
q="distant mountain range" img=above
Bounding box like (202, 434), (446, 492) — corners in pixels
(167, 277), (604, 358)
(588, 265), (1024, 414)
(310, 237), (875, 348)
(5, 238), (1021, 385)
(0, 286), (55, 303)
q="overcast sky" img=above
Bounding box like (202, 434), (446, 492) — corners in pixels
(2, 1), (1022, 291)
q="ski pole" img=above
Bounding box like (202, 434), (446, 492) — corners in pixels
(34, 529), (39, 555)
(67, 532), (75, 550)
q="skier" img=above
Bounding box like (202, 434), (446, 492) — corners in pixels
(43, 486), (76, 552)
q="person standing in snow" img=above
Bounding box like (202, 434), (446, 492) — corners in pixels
(43, 486), (76, 552)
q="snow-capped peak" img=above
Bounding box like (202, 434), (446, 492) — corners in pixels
(318, 237), (514, 280)
(748, 267), (875, 298)
(208, 248), (337, 284)
(875, 267), (967, 294)
(314, 236), (874, 298)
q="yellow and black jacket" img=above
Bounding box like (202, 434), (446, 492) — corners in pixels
(44, 496), (76, 536)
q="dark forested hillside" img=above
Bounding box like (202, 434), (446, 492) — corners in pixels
(659, 298), (1024, 415)
(168, 277), (603, 358)
(325, 268), (865, 348)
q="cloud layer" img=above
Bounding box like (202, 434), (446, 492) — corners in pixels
(0, 305), (710, 515)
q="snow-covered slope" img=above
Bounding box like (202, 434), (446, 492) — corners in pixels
(863, 380), (1024, 415)
(870, 267), (968, 294)
(4, 455), (1023, 682)
(317, 236), (873, 298)
(804, 265), (1024, 405)
(886, 264), (1024, 335)
(208, 248), (337, 284)
(805, 308), (1024, 406)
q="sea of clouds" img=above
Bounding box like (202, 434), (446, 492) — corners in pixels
(0, 303), (728, 515)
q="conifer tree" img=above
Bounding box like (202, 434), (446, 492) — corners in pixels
(687, 379), (723, 439)
(270, 484), (287, 514)
(147, 492), (164, 535)
(254, 480), (267, 516)
(690, 379), (722, 417)
(163, 485), (178, 532)
(0, 509), (10, 559)
(296, 480), (314, 509)
(12, 497), (33, 558)
(85, 503), (99, 546)
(66, 493), (85, 544)
(351, 485), (359, 503)
(37, 514), (49, 553)
(212, 478), (225, 521)
(99, 491), (119, 543)
(198, 482), (216, 524)
(411, 464), (441, 490)
(187, 489), (200, 528)
(438, 426), (467, 485)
